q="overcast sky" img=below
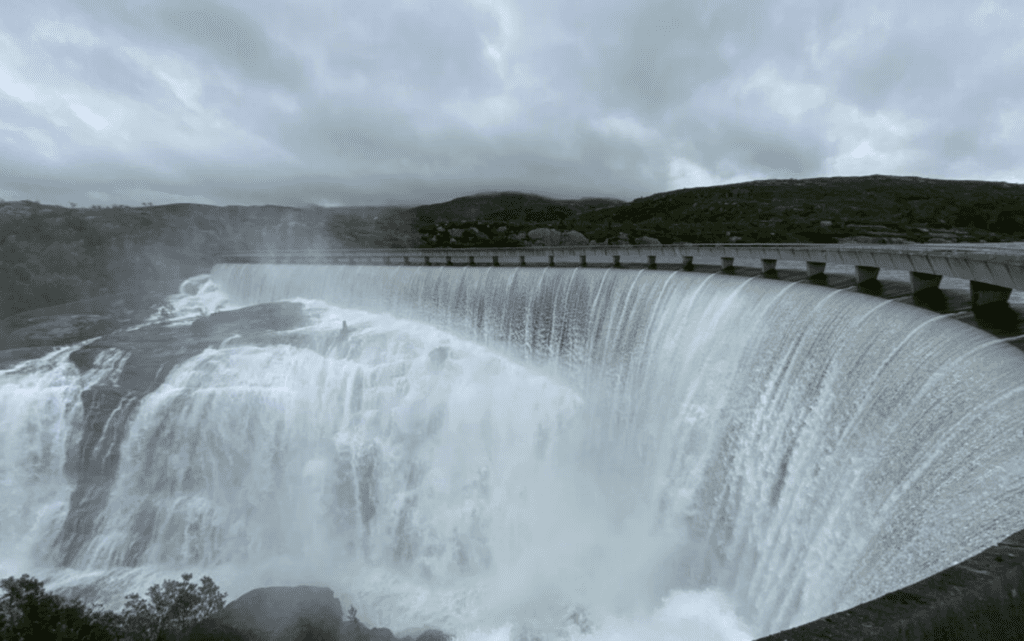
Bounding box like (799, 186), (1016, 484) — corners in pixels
(1, 0), (1023, 207)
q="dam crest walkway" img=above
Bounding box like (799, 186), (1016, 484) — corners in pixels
(221, 242), (1024, 311)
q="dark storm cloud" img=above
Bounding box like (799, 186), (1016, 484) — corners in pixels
(1, 0), (1022, 207)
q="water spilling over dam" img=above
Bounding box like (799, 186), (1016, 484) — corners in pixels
(3, 264), (1024, 639)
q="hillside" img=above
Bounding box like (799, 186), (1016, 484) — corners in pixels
(0, 201), (412, 319)
(416, 176), (1024, 247)
(4, 174), (1024, 321)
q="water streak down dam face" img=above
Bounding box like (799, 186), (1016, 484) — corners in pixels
(4, 264), (1024, 639)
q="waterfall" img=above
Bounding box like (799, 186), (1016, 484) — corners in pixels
(3, 264), (1024, 639)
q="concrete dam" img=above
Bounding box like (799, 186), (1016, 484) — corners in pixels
(4, 244), (1024, 639)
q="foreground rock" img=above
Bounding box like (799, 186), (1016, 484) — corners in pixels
(188, 586), (449, 641)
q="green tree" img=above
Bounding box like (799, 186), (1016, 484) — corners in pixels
(121, 573), (226, 641)
(0, 574), (118, 640)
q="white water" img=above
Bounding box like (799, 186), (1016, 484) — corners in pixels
(3, 266), (1024, 639)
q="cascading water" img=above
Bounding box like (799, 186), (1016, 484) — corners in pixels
(3, 265), (1024, 640)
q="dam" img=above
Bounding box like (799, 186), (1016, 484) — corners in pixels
(3, 246), (1024, 639)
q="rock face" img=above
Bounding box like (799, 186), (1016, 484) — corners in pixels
(1, 314), (117, 348)
(0, 293), (163, 367)
(188, 586), (450, 641)
(53, 302), (315, 566)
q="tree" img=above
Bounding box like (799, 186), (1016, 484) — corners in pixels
(2, 572), (228, 641)
(0, 574), (118, 641)
(121, 574), (226, 641)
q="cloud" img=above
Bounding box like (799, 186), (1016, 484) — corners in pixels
(0, 0), (1022, 207)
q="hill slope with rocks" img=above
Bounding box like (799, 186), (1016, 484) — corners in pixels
(414, 175), (1024, 247)
(4, 175), (1024, 321)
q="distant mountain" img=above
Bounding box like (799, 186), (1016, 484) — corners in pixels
(409, 191), (624, 223)
(413, 176), (1024, 247)
(584, 175), (1024, 244)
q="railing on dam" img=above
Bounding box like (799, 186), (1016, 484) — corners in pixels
(220, 242), (1024, 309)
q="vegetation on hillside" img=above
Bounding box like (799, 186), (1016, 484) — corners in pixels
(411, 176), (1024, 247)
(4, 175), (1024, 320)
(0, 201), (411, 318)
(0, 573), (225, 641)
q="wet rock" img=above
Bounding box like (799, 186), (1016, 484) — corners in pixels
(56, 301), (314, 566)
(187, 586), (449, 641)
(190, 302), (308, 337)
(70, 302), (311, 389)
(0, 346), (55, 369)
(0, 314), (117, 349)
(0, 292), (163, 355)
(190, 586), (344, 641)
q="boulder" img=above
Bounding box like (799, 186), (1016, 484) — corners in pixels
(526, 228), (590, 246)
(188, 586), (451, 641)
(190, 586), (344, 641)
(560, 230), (589, 246)
(527, 228), (562, 245)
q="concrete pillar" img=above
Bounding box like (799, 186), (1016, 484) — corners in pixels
(910, 272), (943, 294)
(403, 256), (411, 265)
(807, 261), (826, 277)
(682, 256), (694, 271)
(549, 255), (555, 267)
(519, 256), (526, 266)
(469, 256), (476, 266)
(492, 256), (500, 266)
(971, 280), (1013, 307)
(648, 255), (657, 269)
(445, 256), (453, 266)
(612, 255), (621, 268)
(761, 259), (777, 275)
(856, 265), (880, 284)
(579, 255), (587, 267)
(721, 257), (734, 271)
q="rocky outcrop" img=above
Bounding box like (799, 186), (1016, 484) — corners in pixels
(1, 314), (117, 349)
(634, 236), (662, 245)
(189, 586), (343, 641)
(188, 586), (450, 641)
(54, 302), (315, 566)
(526, 228), (589, 246)
(0, 294), (156, 350)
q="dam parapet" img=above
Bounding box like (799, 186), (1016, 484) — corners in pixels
(220, 242), (1024, 317)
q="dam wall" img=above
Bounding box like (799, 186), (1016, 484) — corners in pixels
(221, 243), (1024, 310)
(759, 530), (1024, 640)
(211, 263), (1024, 637)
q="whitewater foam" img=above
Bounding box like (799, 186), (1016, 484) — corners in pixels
(3, 264), (1024, 639)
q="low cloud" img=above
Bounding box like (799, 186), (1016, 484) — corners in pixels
(1, 0), (1022, 207)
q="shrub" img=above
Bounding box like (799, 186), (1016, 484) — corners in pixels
(0, 574), (119, 640)
(121, 574), (227, 641)
(0, 573), (227, 641)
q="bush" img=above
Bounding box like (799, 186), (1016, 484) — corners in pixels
(0, 574), (119, 640)
(121, 574), (227, 641)
(0, 573), (226, 641)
